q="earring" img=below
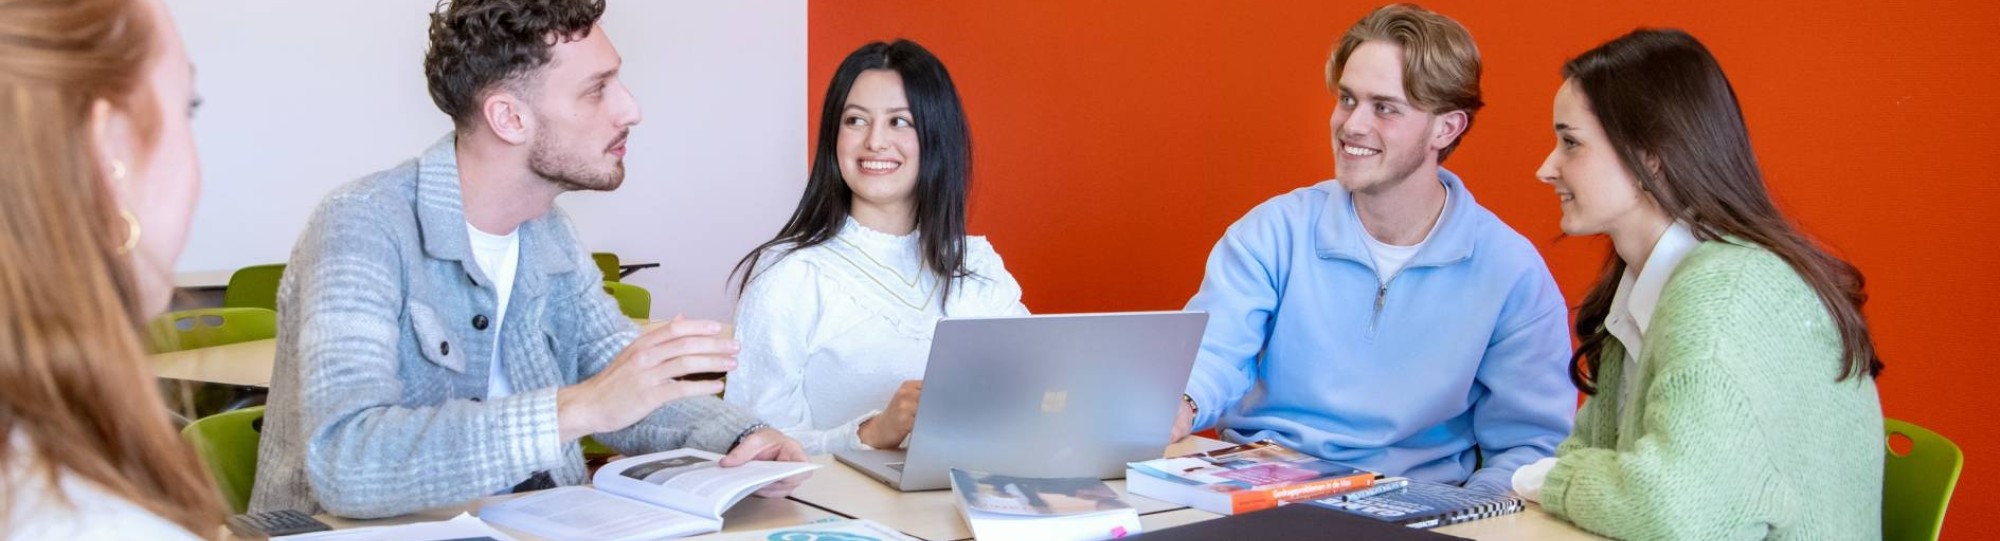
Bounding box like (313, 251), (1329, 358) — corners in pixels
(109, 160), (139, 254)
(117, 209), (141, 254)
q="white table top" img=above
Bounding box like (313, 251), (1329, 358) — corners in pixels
(148, 319), (666, 387)
(173, 269), (236, 289)
(151, 338), (275, 387)
(788, 454), (1188, 541)
(241, 465), (1600, 541)
(783, 438), (1605, 540)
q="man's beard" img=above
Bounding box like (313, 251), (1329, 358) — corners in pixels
(530, 127), (626, 192)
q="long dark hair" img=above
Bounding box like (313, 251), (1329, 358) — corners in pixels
(1561, 29), (1882, 394)
(733, 39), (973, 310)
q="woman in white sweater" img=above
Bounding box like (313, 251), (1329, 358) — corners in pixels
(726, 40), (1028, 454)
(1, 0), (223, 538)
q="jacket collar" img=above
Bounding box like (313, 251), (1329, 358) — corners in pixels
(1315, 167), (1478, 270)
(413, 133), (577, 296)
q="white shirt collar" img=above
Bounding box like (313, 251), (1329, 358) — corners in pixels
(1607, 221), (1700, 355)
(465, 222), (518, 245)
(836, 217), (926, 285)
(840, 217), (919, 249)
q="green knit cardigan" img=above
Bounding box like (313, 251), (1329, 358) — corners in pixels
(1544, 240), (1884, 540)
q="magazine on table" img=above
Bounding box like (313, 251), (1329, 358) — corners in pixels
(1126, 439), (1379, 515)
(949, 468), (1142, 541)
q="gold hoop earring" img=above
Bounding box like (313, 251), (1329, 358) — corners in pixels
(117, 210), (141, 255)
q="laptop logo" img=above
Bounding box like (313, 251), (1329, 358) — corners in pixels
(1041, 390), (1068, 414)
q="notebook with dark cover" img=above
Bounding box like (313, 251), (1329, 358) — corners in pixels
(1128, 502), (1467, 540)
(1306, 479), (1525, 529)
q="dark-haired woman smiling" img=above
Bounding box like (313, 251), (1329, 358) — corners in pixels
(1510, 29), (1884, 540)
(725, 40), (1028, 454)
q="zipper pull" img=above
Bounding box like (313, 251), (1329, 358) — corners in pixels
(1369, 282), (1389, 335)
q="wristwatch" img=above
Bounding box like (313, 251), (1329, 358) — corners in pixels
(1181, 393), (1200, 416)
(728, 422), (770, 453)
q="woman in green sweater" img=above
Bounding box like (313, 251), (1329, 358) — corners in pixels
(1513, 29), (1886, 540)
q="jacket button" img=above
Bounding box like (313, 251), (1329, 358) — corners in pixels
(440, 341), (450, 356)
(473, 314), (489, 330)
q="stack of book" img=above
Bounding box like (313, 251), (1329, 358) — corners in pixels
(1124, 440), (1380, 515)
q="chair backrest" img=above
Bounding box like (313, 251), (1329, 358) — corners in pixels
(1884, 418), (1964, 541)
(222, 264), (286, 311)
(147, 307), (278, 353)
(592, 252), (621, 283)
(181, 406), (266, 514)
(603, 282), (651, 319)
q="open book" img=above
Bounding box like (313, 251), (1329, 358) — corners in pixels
(477, 449), (819, 540)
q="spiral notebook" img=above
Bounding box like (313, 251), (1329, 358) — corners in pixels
(1304, 479), (1524, 529)
(1127, 502), (1466, 540)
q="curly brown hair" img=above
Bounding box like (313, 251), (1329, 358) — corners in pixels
(423, 0), (604, 130)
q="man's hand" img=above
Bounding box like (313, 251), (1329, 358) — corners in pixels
(720, 427), (811, 498)
(1169, 400), (1195, 442)
(557, 315), (736, 442)
(857, 379), (922, 449)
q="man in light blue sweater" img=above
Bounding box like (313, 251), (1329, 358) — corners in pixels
(1169, 4), (1573, 495)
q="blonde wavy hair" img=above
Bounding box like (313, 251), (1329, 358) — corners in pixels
(1327, 3), (1485, 162)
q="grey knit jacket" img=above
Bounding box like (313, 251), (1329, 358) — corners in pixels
(250, 135), (760, 518)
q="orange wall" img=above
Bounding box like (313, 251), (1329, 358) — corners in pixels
(810, 1), (2000, 536)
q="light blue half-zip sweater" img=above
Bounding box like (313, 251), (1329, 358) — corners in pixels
(1183, 169), (1574, 494)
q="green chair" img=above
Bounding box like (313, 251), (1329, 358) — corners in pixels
(1884, 418), (1963, 541)
(592, 252), (621, 283)
(603, 282), (651, 319)
(581, 436), (617, 460)
(147, 307), (278, 354)
(150, 308), (276, 419)
(181, 406), (265, 514)
(222, 264), (286, 311)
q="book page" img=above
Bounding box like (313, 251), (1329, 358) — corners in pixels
(592, 448), (820, 520)
(277, 512), (518, 541)
(476, 486), (717, 541)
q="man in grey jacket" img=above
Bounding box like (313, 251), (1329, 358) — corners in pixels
(251, 0), (808, 518)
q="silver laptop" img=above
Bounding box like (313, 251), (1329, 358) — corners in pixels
(834, 311), (1207, 491)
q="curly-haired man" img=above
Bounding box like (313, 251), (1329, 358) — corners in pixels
(252, 0), (809, 517)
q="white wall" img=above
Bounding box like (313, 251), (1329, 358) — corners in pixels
(166, 0), (806, 320)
